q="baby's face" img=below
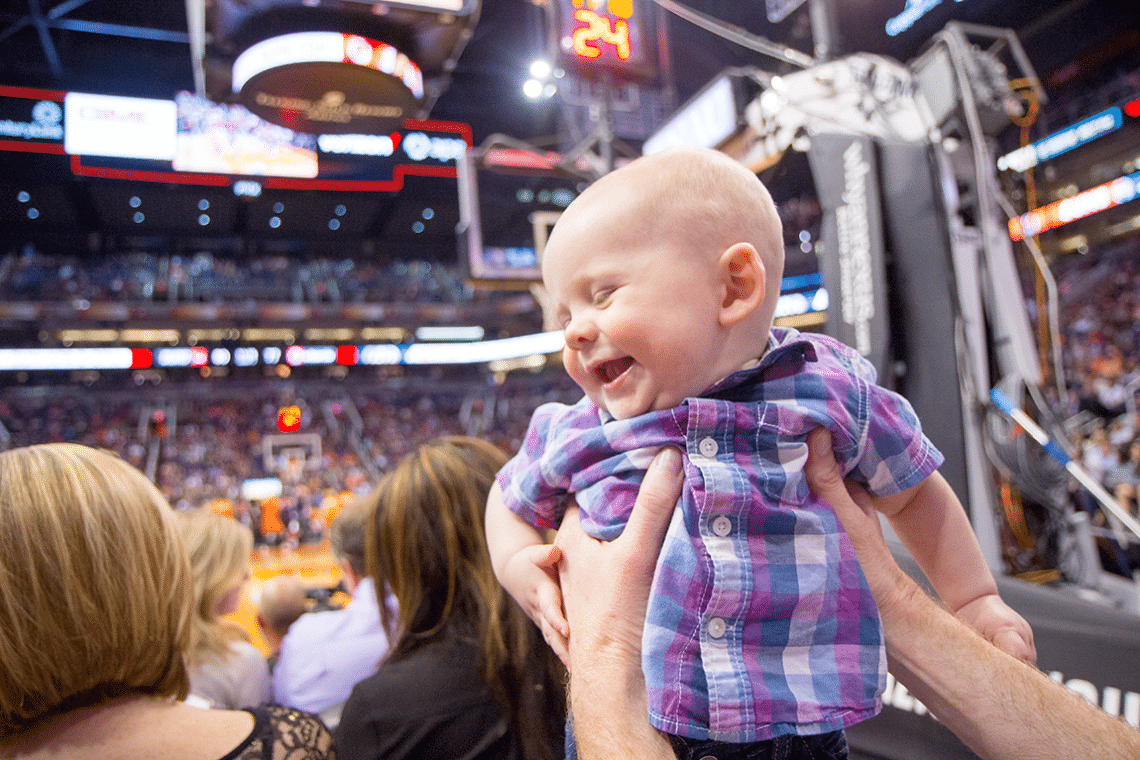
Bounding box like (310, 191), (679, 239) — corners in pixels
(542, 193), (729, 420)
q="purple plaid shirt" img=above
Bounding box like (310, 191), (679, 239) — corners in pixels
(497, 328), (944, 742)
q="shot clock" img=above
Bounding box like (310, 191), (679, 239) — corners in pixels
(549, 0), (658, 83)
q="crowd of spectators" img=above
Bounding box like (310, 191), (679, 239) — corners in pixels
(0, 247), (526, 307)
(0, 372), (581, 548)
(1044, 241), (1140, 573)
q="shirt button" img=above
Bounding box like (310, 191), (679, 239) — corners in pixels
(711, 516), (732, 537)
(698, 437), (719, 458)
(707, 617), (727, 639)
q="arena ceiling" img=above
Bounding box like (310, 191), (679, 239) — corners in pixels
(0, 0), (1134, 260)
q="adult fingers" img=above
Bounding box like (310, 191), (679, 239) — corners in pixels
(618, 447), (684, 557)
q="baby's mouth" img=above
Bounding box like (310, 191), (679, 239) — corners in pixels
(596, 357), (634, 384)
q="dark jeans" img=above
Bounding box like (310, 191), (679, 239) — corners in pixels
(667, 730), (848, 760)
(565, 716), (848, 760)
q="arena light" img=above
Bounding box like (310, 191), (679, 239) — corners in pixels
(155, 347), (209, 368)
(415, 325), (485, 341)
(488, 354), (549, 373)
(359, 344), (404, 365)
(120, 328), (181, 344)
(403, 331), (564, 364)
(360, 327), (407, 342)
(304, 328), (356, 341)
(242, 328), (296, 342)
(57, 329), (120, 344)
(337, 346), (359, 366)
(284, 345), (338, 367)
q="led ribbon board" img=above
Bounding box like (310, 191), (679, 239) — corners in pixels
(885, 0), (976, 37)
(0, 332), (567, 372)
(1009, 170), (1140, 241)
(233, 32), (426, 134)
(997, 107), (1123, 173)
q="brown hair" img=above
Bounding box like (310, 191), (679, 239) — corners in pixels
(175, 509), (254, 668)
(0, 443), (192, 736)
(361, 435), (565, 759)
(330, 496), (369, 577)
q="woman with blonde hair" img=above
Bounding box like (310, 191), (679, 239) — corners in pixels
(335, 435), (566, 760)
(175, 508), (272, 709)
(0, 442), (336, 759)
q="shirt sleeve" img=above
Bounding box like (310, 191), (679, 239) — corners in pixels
(496, 400), (591, 531)
(826, 342), (944, 495)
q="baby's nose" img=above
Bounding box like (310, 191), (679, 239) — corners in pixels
(563, 314), (596, 347)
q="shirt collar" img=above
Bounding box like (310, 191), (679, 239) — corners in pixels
(701, 327), (818, 396)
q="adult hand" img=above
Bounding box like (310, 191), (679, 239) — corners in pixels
(805, 427), (1140, 760)
(803, 427), (915, 617)
(555, 446), (684, 759)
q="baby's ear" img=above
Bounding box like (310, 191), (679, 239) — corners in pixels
(718, 243), (766, 326)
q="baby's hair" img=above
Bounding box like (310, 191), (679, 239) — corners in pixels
(589, 146), (785, 294)
(588, 145), (784, 319)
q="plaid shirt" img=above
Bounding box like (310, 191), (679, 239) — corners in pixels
(498, 328), (943, 742)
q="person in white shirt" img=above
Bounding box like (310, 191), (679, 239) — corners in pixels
(272, 496), (394, 728)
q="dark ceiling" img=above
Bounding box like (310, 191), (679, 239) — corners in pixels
(0, 0), (1135, 261)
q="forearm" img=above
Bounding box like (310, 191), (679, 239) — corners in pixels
(885, 473), (998, 612)
(881, 576), (1140, 759)
(485, 482), (545, 582)
(568, 639), (674, 759)
(558, 449), (686, 760)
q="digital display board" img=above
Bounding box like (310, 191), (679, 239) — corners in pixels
(0, 86), (469, 192)
(0, 85), (64, 153)
(173, 92), (318, 178)
(64, 92), (176, 161)
(549, 0), (658, 82)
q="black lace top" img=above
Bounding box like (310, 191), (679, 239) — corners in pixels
(220, 704), (338, 760)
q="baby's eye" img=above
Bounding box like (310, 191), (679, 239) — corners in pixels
(592, 288), (614, 306)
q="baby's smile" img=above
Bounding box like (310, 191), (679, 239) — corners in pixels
(595, 357), (634, 384)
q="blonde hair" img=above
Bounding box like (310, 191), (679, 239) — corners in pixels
(361, 436), (565, 760)
(0, 443), (192, 735)
(175, 509), (254, 668)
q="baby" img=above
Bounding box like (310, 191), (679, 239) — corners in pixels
(486, 146), (1034, 756)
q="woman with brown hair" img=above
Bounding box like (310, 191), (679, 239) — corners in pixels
(0, 443), (336, 759)
(175, 508), (271, 709)
(335, 435), (566, 760)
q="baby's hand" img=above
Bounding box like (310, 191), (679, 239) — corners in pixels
(955, 593), (1037, 664)
(502, 542), (571, 665)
